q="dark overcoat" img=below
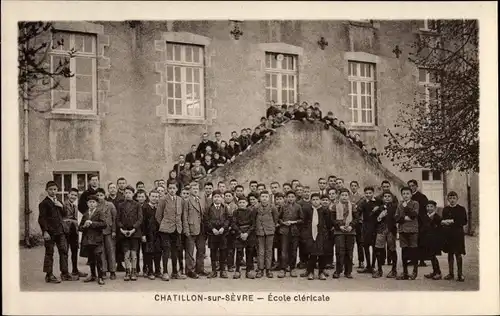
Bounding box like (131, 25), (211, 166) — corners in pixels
(419, 212), (443, 258)
(441, 205), (467, 255)
(301, 205), (333, 256)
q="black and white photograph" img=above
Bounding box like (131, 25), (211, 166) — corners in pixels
(2, 1), (498, 315)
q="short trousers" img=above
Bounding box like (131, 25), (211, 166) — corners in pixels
(375, 230), (396, 251)
(399, 232), (418, 248)
(121, 238), (139, 252)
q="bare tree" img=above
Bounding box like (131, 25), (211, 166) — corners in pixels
(384, 20), (479, 173)
(18, 22), (74, 111)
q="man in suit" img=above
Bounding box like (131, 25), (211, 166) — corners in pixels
(196, 132), (216, 159)
(156, 181), (185, 281)
(183, 182), (209, 278)
(105, 182), (125, 272)
(172, 154), (187, 175)
(38, 181), (72, 283)
(408, 179), (430, 267)
(318, 178), (328, 197)
(62, 188), (87, 279)
(78, 174), (100, 214)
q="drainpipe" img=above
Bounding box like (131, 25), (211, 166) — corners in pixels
(23, 27), (31, 247)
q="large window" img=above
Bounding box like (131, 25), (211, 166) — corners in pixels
(418, 68), (440, 112)
(53, 172), (99, 203)
(348, 61), (376, 126)
(265, 52), (298, 105)
(51, 32), (97, 114)
(165, 43), (204, 119)
(419, 19), (440, 32)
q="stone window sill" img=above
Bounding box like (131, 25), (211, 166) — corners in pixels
(45, 112), (101, 121)
(161, 117), (210, 125)
(348, 125), (379, 132)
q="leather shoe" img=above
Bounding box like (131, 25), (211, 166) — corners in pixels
(45, 274), (61, 284)
(110, 272), (117, 280)
(161, 273), (170, 281)
(319, 273), (327, 280)
(84, 275), (96, 283)
(198, 270), (210, 277)
(207, 271), (218, 278)
(187, 271), (199, 279)
(307, 273), (314, 280)
(233, 272), (241, 279)
(97, 278), (105, 285)
(220, 271), (228, 279)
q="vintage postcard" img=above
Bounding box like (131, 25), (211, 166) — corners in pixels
(2, 1), (498, 315)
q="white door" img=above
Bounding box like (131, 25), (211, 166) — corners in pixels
(421, 170), (444, 207)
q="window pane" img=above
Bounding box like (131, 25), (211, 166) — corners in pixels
(266, 88), (271, 102)
(167, 99), (174, 115)
(432, 171), (442, 181)
(289, 75), (295, 89)
(353, 95), (358, 108)
(76, 75), (92, 93)
(360, 63), (365, 77)
(77, 174), (86, 192)
(74, 34), (84, 52)
(185, 47), (192, 62)
(76, 92), (93, 110)
(76, 58), (93, 75)
(271, 55), (277, 69)
(366, 109), (372, 123)
(266, 73), (271, 87)
(187, 84), (193, 99)
(271, 89), (278, 103)
(166, 66), (173, 81)
(167, 83), (173, 97)
(352, 108), (358, 123)
(352, 81), (357, 93)
(282, 90), (288, 104)
(289, 90), (294, 103)
(174, 67), (181, 82)
(83, 35), (95, 53)
(367, 65), (371, 77)
(366, 82), (371, 95)
(288, 57), (294, 70)
(186, 67), (193, 82)
(54, 173), (62, 188)
(282, 74), (288, 89)
(367, 96), (372, 109)
(52, 55), (69, 74)
(271, 74), (277, 88)
(361, 96), (366, 109)
(422, 170), (430, 181)
(361, 82), (365, 94)
(174, 83), (181, 98)
(53, 91), (71, 109)
(174, 45), (181, 61)
(175, 99), (182, 115)
(193, 84), (200, 101)
(53, 32), (70, 51)
(194, 68), (200, 83)
(361, 110), (367, 123)
(193, 47), (201, 63)
(166, 43), (174, 61)
(64, 174), (72, 192)
(419, 68), (427, 82)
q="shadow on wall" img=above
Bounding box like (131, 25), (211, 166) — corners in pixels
(202, 121), (406, 191)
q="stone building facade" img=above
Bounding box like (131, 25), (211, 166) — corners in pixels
(20, 20), (479, 239)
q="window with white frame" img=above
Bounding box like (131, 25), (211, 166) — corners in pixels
(348, 61), (376, 125)
(420, 19), (440, 32)
(165, 43), (204, 119)
(421, 169), (444, 206)
(418, 68), (440, 114)
(51, 32), (97, 114)
(53, 171), (99, 203)
(265, 52), (298, 105)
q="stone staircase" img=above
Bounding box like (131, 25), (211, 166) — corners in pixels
(196, 120), (406, 191)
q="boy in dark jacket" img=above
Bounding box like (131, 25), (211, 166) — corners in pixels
(38, 181), (72, 283)
(331, 188), (360, 279)
(79, 195), (108, 285)
(278, 191), (304, 278)
(373, 191), (398, 278)
(395, 186), (420, 280)
(422, 200), (443, 280)
(301, 194), (333, 280)
(238, 128), (253, 151)
(116, 185), (143, 281)
(255, 191), (278, 278)
(232, 197), (257, 279)
(251, 126), (263, 144)
(142, 190), (161, 280)
(357, 186), (381, 274)
(206, 190), (230, 278)
(441, 191), (468, 282)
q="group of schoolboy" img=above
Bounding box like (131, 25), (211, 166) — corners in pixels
(39, 173), (468, 286)
(168, 101), (382, 190)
